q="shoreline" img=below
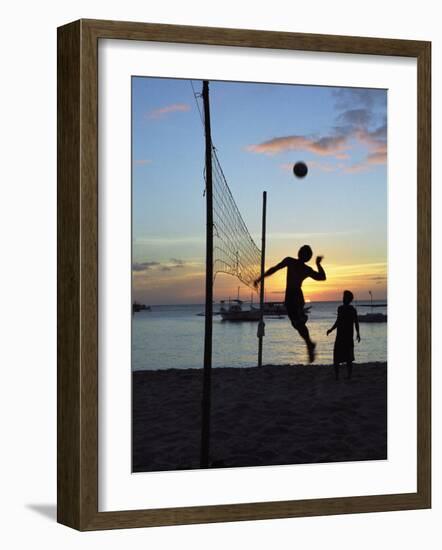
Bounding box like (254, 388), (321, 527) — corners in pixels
(133, 361), (387, 373)
(133, 362), (387, 472)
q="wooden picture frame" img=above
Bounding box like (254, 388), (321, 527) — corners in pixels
(57, 19), (431, 530)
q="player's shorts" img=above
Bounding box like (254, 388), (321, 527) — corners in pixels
(285, 301), (308, 328)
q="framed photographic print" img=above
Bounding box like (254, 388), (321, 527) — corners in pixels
(57, 19), (431, 530)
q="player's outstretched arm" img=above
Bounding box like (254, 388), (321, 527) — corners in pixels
(254, 257), (289, 287)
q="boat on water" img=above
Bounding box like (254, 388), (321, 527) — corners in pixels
(220, 288), (261, 322)
(219, 291), (310, 321)
(220, 299), (261, 321)
(358, 312), (387, 323)
(132, 301), (151, 313)
(357, 291), (387, 323)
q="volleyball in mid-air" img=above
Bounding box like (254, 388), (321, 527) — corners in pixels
(293, 161), (308, 178)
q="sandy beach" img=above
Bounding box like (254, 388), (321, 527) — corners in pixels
(133, 363), (387, 472)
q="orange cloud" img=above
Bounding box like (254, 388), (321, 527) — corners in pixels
(247, 116), (387, 175)
(355, 126), (387, 154)
(367, 151), (387, 165)
(247, 134), (348, 157)
(344, 150), (387, 174)
(147, 103), (191, 119)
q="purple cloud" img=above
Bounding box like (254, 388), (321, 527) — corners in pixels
(132, 261), (160, 272)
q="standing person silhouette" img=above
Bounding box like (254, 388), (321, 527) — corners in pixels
(327, 290), (361, 380)
(254, 245), (326, 363)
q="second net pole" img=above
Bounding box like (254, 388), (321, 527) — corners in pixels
(258, 191), (267, 367)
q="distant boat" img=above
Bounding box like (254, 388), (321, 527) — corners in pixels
(358, 290), (387, 322)
(220, 299), (261, 321)
(358, 312), (387, 323)
(132, 301), (151, 313)
(220, 287), (261, 322)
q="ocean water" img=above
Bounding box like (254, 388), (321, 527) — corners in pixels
(132, 301), (387, 371)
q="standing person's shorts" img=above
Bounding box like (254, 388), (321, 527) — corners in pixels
(285, 301), (308, 329)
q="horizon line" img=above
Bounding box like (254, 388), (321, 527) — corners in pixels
(132, 298), (388, 307)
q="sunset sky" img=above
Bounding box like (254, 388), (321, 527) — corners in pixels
(132, 77), (387, 305)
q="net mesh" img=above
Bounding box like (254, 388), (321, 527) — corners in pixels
(211, 147), (261, 291)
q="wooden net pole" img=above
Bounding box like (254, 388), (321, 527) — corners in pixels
(200, 80), (213, 468)
(258, 191), (267, 367)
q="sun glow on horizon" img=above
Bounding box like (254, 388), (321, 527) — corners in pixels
(263, 260), (387, 303)
(132, 258), (387, 305)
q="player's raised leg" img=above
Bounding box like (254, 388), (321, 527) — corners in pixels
(296, 322), (316, 363)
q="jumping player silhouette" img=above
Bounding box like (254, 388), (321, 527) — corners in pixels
(254, 245), (326, 363)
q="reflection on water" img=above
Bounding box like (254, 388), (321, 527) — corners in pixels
(132, 302), (387, 371)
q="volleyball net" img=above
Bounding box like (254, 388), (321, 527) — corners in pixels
(211, 147), (261, 291)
